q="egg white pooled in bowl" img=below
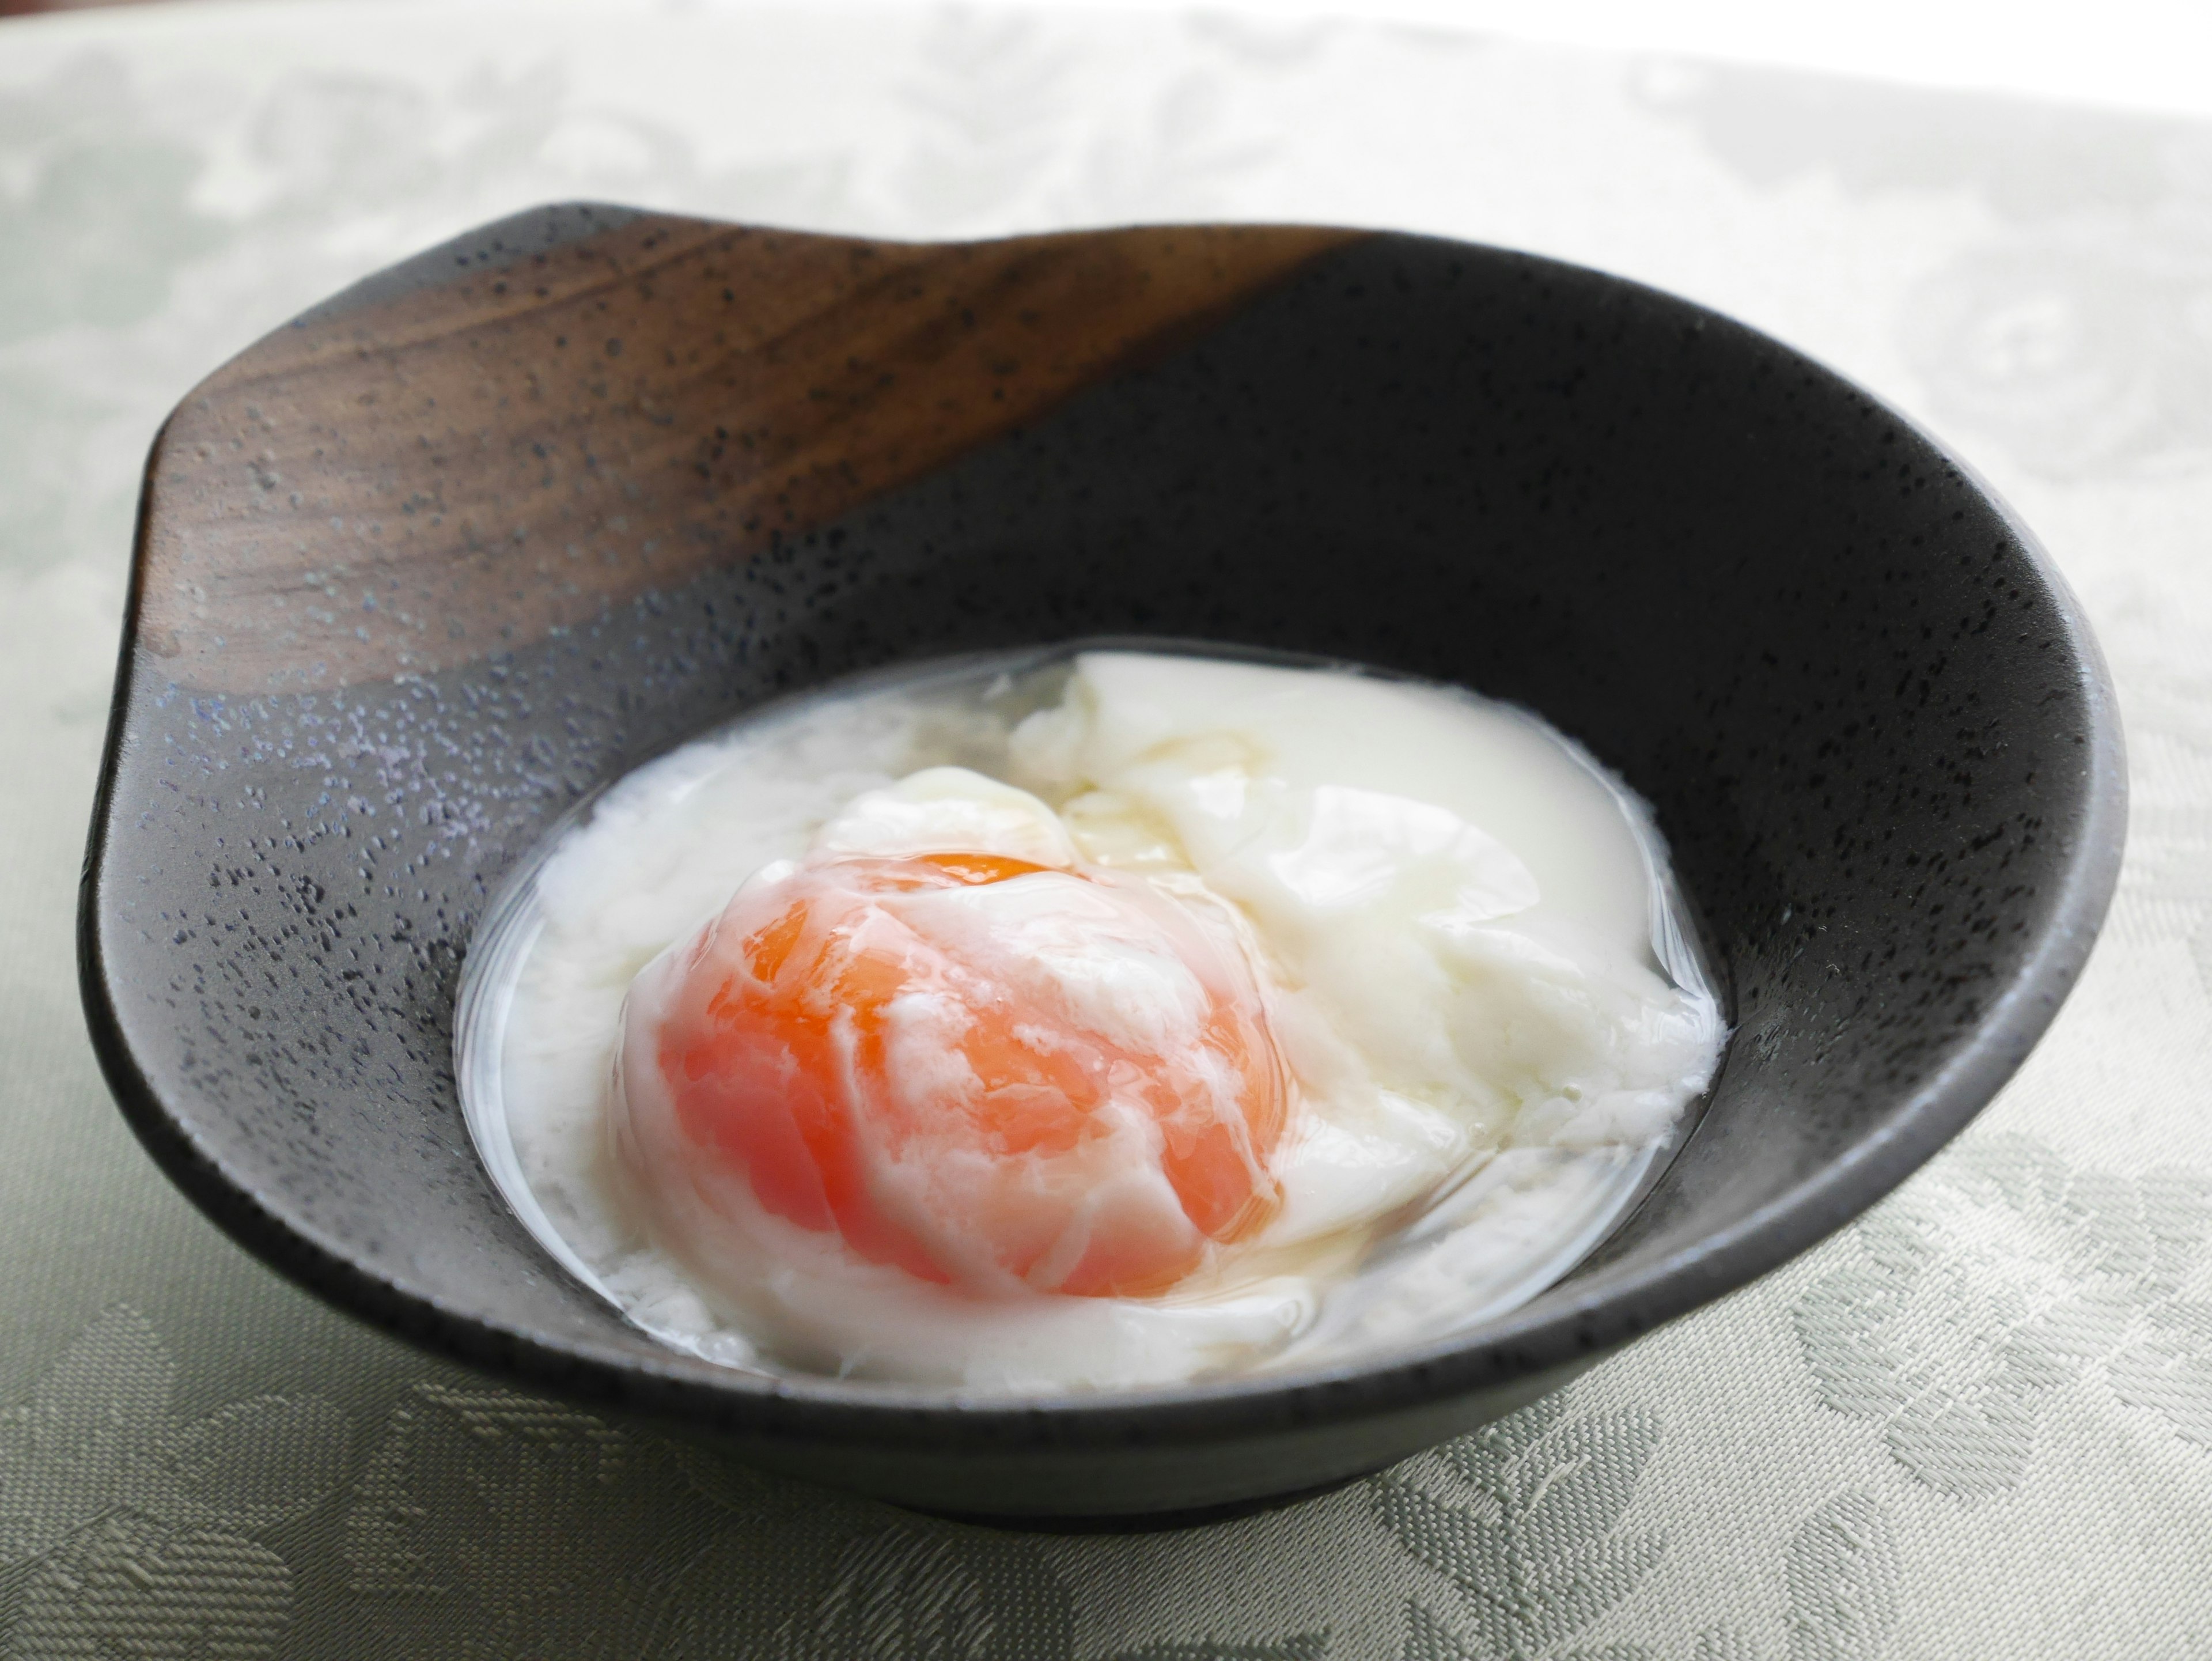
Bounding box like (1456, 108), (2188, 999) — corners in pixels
(459, 648), (1724, 1393)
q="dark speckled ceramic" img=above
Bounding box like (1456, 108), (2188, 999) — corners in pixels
(80, 205), (2124, 1523)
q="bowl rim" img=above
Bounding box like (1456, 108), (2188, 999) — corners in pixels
(78, 207), (2129, 1455)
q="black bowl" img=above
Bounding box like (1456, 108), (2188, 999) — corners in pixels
(79, 205), (2123, 1522)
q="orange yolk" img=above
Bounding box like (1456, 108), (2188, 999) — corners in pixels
(643, 852), (1286, 1297)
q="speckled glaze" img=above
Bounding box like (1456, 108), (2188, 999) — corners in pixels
(80, 206), (2125, 1522)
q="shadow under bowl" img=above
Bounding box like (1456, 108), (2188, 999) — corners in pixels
(80, 206), (2124, 1522)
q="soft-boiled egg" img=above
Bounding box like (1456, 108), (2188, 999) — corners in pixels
(616, 828), (1289, 1300)
(469, 649), (1724, 1390)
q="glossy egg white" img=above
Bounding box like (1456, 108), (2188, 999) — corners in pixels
(470, 650), (1724, 1391)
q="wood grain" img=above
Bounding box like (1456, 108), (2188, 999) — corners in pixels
(136, 214), (1363, 691)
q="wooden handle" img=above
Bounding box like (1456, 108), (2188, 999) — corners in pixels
(135, 212), (1363, 691)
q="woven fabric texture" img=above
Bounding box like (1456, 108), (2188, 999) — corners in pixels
(2, 3), (2209, 1655)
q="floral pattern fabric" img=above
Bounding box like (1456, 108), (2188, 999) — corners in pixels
(2, 3), (2210, 1656)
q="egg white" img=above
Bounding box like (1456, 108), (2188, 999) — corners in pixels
(474, 650), (1724, 1391)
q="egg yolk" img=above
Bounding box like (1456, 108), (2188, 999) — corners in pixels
(644, 852), (1286, 1297)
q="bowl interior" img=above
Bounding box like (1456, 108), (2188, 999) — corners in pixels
(82, 206), (2122, 1504)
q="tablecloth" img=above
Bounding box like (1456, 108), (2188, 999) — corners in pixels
(3, 2), (2210, 1655)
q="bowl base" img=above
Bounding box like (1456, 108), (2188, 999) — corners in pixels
(911, 1469), (1372, 1534)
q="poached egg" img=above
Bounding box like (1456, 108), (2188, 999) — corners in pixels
(474, 650), (1724, 1390)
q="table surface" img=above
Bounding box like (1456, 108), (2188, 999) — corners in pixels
(4, 3), (2211, 1657)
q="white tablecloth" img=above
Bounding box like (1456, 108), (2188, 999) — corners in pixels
(3, 3), (2210, 1655)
